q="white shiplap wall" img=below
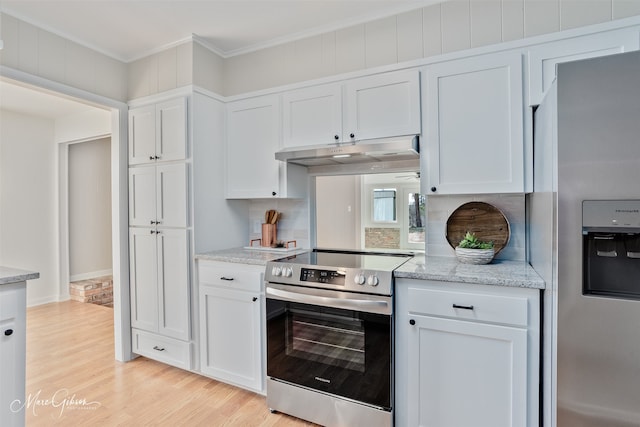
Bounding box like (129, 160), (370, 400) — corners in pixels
(221, 0), (640, 96)
(0, 13), (128, 101)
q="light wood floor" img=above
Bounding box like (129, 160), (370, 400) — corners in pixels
(25, 301), (315, 426)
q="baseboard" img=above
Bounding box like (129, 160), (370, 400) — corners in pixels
(69, 269), (113, 282)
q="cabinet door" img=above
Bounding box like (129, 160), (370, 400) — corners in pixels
(156, 97), (187, 162)
(156, 163), (188, 228)
(129, 166), (156, 227)
(528, 28), (639, 105)
(407, 315), (528, 427)
(129, 105), (156, 165)
(157, 229), (190, 341)
(226, 95), (281, 198)
(424, 51), (524, 194)
(199, 286), (263, 392)
(129, 227), (159, 333)
(0, 283), (26, 427)
(282, 84), (343, 147)
(343, 69), (421, 141)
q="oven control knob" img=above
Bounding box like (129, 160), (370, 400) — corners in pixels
(271, 266), (282, 276)
(283, 267), (293, 278)
(367, 275), (379, 286)
(354, 273), (366, 285)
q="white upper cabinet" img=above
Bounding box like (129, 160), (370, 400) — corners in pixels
(527, 28), (639, 106)
(282, 83), (343, 147)
(226, 95), (281, 198)
(129, 105), (156, 165)
(423, 50), (525, 195)
(129, 163), (188, 228)
(226, 95), (307, 199)
(343, 70), (421, 141)
(129, 97), (187, 165)
(281, 69), (421, 148)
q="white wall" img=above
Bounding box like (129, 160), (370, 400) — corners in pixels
(222, 0), (640, 95)
(192, 91), (248, 253)
(55, 109), (111, 143)
(315, 175), (360, 250)
(68, 137), (112, 280)
(0, 109), (59, 305)
(248, 199), (310, 249)
(0, 13), (128, 101)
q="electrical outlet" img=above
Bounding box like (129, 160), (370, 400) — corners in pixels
(253, 219), (261, 233)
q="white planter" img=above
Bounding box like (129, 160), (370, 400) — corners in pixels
(455, 247), (495, 265)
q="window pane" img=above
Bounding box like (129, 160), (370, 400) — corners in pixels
(373, 189), (396, 222)
(408, 193), (425, 244)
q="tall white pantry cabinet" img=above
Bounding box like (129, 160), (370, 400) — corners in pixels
(128, 96), (192, 369)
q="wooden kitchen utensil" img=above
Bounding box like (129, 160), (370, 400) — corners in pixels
(261, 223), (277, 247)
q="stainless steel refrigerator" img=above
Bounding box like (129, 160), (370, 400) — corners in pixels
(530, 50), (640, 427)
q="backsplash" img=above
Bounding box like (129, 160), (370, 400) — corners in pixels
(247, 194), (524, 259)
(426, 194), (526, 261)
(248, 199), (310, 249)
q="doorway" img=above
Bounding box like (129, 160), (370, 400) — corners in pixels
(0, 74), (131, 361)
(67, 138), (113, 306)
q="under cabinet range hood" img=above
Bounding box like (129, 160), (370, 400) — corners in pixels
(274, 135), (419, 167)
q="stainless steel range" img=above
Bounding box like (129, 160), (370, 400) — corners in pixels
(264, 249), (412, 427)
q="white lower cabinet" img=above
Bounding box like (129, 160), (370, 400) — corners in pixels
(0, 282), (27, 427)
(130, 227), (191, 369)
(197, 260), (265, 393)
(395, 279), (540, 427)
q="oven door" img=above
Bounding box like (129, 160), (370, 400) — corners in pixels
(266, 283), (392, 410)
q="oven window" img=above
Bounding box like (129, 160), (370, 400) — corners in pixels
(287, 308), (365, 373)
(267, 298), (392, 410)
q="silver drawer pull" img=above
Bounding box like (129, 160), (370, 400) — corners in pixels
(153, 346), (165, 351)
(453, 304), (474, 310)
(597, 250), (617, 257)
(220, 277), (234, 281)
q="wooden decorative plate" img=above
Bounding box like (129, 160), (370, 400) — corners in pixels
(446, 202), (510, 255)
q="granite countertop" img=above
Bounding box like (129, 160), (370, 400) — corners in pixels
(195, 247), (309, 266)
(0, 266), (40, 286)
(395, 256), (545, 289)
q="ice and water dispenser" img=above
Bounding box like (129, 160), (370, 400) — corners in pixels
(583, 200), (640, 300)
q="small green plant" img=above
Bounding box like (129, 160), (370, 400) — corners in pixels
(458, 232), (494, 250)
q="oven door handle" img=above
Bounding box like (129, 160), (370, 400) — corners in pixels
(266, 286), (390, 312)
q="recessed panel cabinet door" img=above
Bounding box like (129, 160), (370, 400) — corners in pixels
(282, 83), (343, 147)
(156, 163), (188, 228)
(407, 315), (528, 427)
(129, 105), (156, 165)
(156, 98), (187, 162)
(226, 95), (281, 198)
(528, 28), (639, 106)
(343, 69), (421, 141)
(157, 229), (190, 341)
(130, 228), (159, 333)
(129, 166), (156, 227)
(424, 51), (524, 194)
(199, 286), (263, 392)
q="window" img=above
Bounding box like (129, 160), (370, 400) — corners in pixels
(373, 189), (397, 222)
(407, 192), (426, 247)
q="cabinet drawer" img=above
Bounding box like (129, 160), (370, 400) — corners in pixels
(132, 329), (191, 370)
(198, 261), (263, 292)
(407, 287), (529, 327)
